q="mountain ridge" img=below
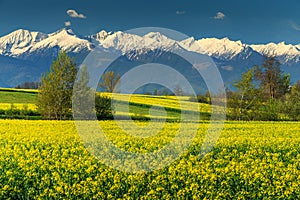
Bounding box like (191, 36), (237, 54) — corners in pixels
(0, 28), (300, 88)
(2, 28), (300, 63)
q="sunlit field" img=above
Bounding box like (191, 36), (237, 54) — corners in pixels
(1, 89), (300, 198)
(1, 120), (300, 199)
(0, 90), (212, 120)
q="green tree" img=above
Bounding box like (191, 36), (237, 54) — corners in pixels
(281, 82), (300, 120)
(73, 66), (115, 120)
(72, 65), (95, 119)
(98, 71), (120, 93)
(258, 98), (280, 121)
(255, 56), (290, 99)
(228, 68), (260, 120)
(37, 51), (77, 120)
(95, 94), (114, 119)
(174, 85), (184, 96)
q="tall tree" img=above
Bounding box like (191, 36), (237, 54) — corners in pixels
(72, 65), (95, 119)
(73, 65), (114, 120)
(37, 51), (77, 120)
(173, 85), (184, 96)
(98, 71), (120, 93)
(255, 56), (290, 99)
(229, 68), (259, 120)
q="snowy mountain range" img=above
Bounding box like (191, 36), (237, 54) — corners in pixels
(0, 28), (300, 88)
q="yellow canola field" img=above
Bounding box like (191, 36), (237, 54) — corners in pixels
(106, 93), (212, 113)
(0, 103), (37, 111)
(1, 120), (300, 199)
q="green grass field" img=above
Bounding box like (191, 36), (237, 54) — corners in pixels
(0, 88), (37, 104)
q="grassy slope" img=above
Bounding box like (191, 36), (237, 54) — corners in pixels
(0, 88), (37, 104)
(0, 89), (211, 120)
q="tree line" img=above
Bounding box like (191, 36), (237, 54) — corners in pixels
(16, 82), (41, 89)
(37, 51), (113, 120)
(227, 56), (300, 121)
(36, 51), (300, 121)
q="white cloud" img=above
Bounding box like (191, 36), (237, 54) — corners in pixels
(65, 21), (71, 27)
(221, 65), (233, 71)
(290, 21), (300, 31)
(214, 12), (226, 20)
(176, 11), (186, 15)
(67, 9), (86, 19)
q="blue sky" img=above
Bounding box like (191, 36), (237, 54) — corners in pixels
(1, 0), (300, 44)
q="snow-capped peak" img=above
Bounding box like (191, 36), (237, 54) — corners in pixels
(99, 31), (185, 55)
(142, 32), (179, 49)
(180, 37), (206, 54)
(100, 31), (144, 53)
(251, 42), (300, 63)
(30, 28), (91, 53)
(88, 30), (112, 43)
(143, 32), (168, 42)
(251, 42), (300, 56)
(196, 37), (247, 59)
(2, 28), (300, 64)
(48, 28), (75, 37)
(0, 29), (47, 55)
